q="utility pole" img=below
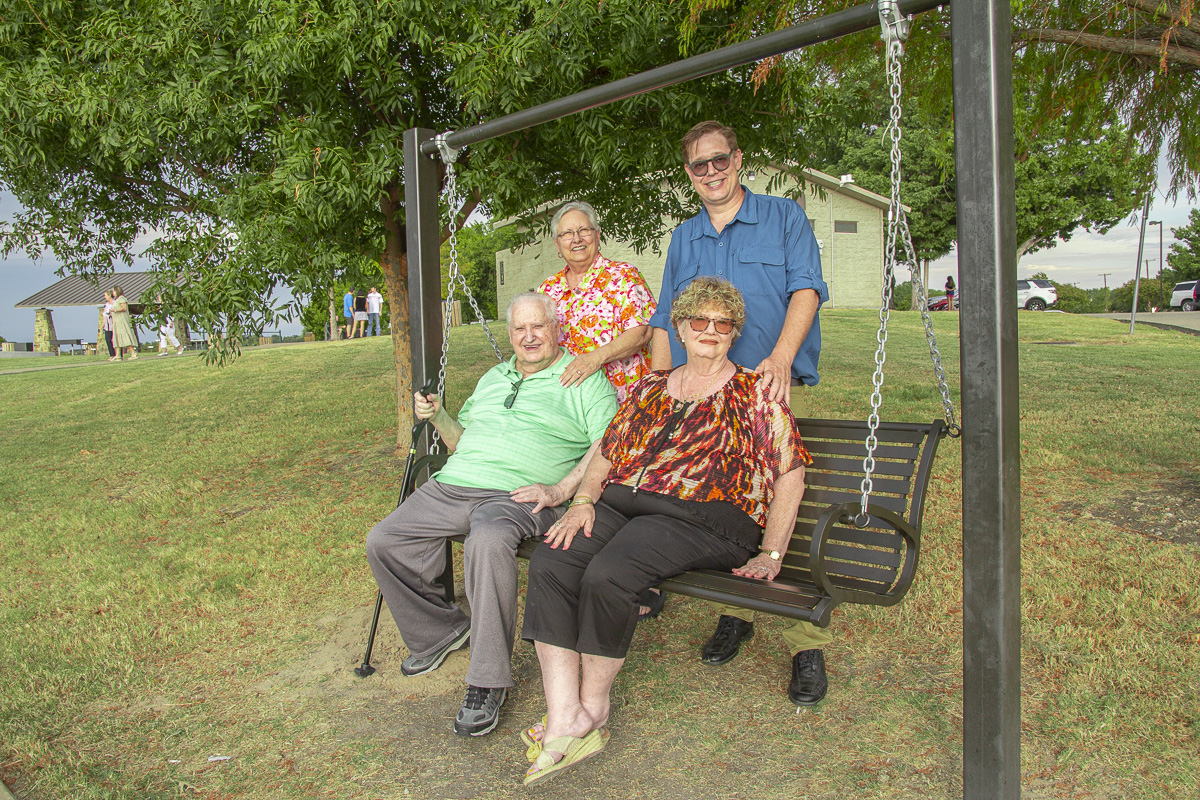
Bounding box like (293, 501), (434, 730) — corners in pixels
(1131, 194), (1151, 333)
(1100, 273), (1111, 312)
(1145, 260), (1153, 309)
(1149, 220), (1163, 309)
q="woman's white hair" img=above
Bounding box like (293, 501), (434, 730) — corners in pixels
(550, 201), (602, 240)
(506, 292), (559, 326)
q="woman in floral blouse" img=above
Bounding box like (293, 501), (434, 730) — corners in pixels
(537, 201), (656, 403)
(516, 278), (809, 785)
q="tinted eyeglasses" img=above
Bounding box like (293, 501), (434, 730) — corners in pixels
(687, 316), (735, 335)
(556, 227), (597, 241)
(686, 152), (733, 177)
(504, 378), (525, 409)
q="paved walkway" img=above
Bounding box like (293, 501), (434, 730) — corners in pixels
(1085, 312), (1200, 336)
(0, 340), (317, 376)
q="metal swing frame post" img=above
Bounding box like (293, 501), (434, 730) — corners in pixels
(403, 127), (444, 458)
(399, 1), (1019, 795)
(951, 1), (1021, 798)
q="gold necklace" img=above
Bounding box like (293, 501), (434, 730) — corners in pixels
(680, 362), (728, 401)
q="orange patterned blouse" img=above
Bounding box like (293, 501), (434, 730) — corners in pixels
(538, 254), (656, 402)
(600, 366), (810, 527)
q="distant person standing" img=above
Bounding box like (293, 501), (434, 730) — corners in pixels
(945, 275), (956, 309)
(343, 290), (355, 339)
(353, 292), (368, 338)
(102, 291), (117, 361)
(366, 287), (384, 336)
(157, 315), (184, 356)
(110, 285), (139, 361)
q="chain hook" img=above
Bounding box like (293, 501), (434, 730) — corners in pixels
(433, 131), (460, 165)
(878, 0), (911, 57)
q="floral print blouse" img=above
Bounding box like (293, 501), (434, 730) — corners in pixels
(538, 254), (656, 402)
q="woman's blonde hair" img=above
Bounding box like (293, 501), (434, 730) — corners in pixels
(669, 277), (745, 340)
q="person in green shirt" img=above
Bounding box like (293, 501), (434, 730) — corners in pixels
(366, 292), (617, 738)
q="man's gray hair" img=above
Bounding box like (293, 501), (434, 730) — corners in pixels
(506, 292), (559, 326)
(550, 201), (602, 240)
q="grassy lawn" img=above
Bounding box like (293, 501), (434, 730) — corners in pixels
(1, 312), (1196, 799)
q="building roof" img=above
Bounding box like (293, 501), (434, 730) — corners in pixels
(800, 166), (902, 212)
(14, 272), (170, 308)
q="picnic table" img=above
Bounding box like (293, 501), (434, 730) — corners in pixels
(49, 339), (84, 355)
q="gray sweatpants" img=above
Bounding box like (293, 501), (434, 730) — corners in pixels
(365, 479), (562, 688)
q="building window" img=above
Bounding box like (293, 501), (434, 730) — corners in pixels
(499, 261), (505, 286)
(834, 220), (858, 234)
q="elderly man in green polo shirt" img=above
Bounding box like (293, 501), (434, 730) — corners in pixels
(366, 292), (618, 738)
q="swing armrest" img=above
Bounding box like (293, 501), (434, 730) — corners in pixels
(402, 453), (450, 499)
(808, 501), (922, 608)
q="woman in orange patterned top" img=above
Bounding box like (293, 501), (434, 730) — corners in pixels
(516, 278), (809, 785)
(538, 201), (656, 402)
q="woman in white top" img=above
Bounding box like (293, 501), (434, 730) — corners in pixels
(102, 291), (116, 360)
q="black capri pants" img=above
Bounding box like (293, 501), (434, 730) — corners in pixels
(521, 485), (753, 660)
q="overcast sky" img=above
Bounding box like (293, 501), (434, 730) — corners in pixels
(928, 153), (1191, 295)
(2, 158), (1195, 342)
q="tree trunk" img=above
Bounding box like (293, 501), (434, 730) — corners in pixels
(380, 182), (414, 450)
(328, 286), (337, 341)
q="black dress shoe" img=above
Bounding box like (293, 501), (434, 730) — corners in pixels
(700, 615), (754, 665)
(788, 649), (828, 706)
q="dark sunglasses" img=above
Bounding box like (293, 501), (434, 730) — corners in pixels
(687, 316), (735, 335)
(686, 152), (733, 177)
(504, 378), (525, 409)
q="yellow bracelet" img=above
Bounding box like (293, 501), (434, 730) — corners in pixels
(569, 496), (593, 507)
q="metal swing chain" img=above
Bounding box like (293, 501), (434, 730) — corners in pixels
(435, 135), (504, 366)
(857, 2), (960, 526)
(430, 134), (506, 449)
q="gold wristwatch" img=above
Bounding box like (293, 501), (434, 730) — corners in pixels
(762, 549), (782, 561)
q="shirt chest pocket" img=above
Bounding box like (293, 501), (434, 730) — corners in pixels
(671, 262), (700, 296)
(735, 246), (787, 296)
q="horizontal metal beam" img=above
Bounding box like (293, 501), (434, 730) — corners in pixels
(421, 0), (946, 156)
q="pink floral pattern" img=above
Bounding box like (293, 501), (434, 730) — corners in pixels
(538, 254), (656, 401)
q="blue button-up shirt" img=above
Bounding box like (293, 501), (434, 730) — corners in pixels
(649, 187), (829, 385)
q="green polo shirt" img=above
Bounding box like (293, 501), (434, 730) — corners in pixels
(435, 349), (618, 492)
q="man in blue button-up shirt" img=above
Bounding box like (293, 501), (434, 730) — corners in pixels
(648, 120), (833, 707)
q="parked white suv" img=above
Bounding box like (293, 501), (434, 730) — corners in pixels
(1170, 281), (1198, 311)
(1017, 279), (1057, 311)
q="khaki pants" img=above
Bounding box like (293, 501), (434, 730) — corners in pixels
(706, 383), (833, 655)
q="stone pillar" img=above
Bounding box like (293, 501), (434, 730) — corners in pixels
(96, 308), (107, 355)
(34, 308), (56, 352)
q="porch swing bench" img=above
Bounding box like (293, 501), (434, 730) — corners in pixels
(356, 2), (955, 677)
(404, 2), (952, 627)
(415, 416), (945, 627)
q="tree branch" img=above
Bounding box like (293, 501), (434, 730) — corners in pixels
(116, 174), (198, 209)
(1121, 0), (1200, 38)
(347, 80), (390, 126)
(1015, 27), (1200, 69)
